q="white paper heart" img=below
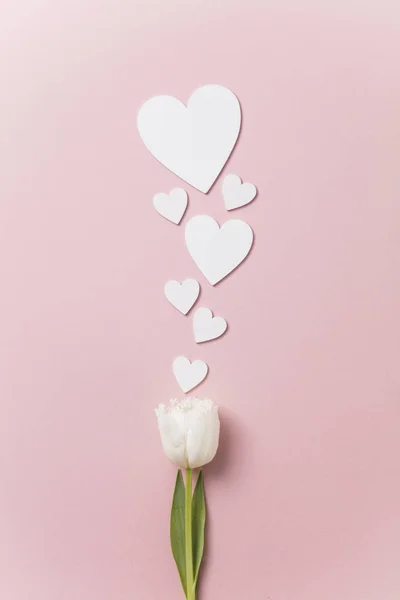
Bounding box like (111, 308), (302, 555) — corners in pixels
(222, 174), (257, 210)
(137, 85), (241, 193)
(185, 215), (253, 285)
(153, 188), (188, 224)
(193, 307), (227, 343)
(164, 279), (200, 315)
(173, 356), (208, 393)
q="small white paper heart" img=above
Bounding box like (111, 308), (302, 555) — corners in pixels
(222, 174), (257, 210)
(185, 215), (253, 285)
(193, 307), (227, 343)
(137, 85), (241, 193)
(173, 356), (208, 393)
(153, 188), (188, 224)
(164, 279), (200, 315)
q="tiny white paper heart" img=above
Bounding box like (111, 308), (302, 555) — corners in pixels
(137, 85), (241, 193)
(173, 356), (208, 393)
(164, 279), (200, 315)
(222, 174), (257, 210)
(153, 188), (188, 224)
(185, 215), (253, 285)
(193, 307), (227, 343)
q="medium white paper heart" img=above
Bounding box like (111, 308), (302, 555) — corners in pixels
(153, 188), (188, 224)
(173, 356), (208, 393)
(193, 307), (227, 343)
(137, 85), (241, 193)
(222, 174), (257, 210)
(164, 279), (200, 315)
(185, 215), (253, 285)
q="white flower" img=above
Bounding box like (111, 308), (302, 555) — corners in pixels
(155, 397), (220, 469)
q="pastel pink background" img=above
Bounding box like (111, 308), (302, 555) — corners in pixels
(1, 1), (400, 598)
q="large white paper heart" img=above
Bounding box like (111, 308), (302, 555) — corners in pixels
(185, 215), (253, 285)
(173, 356), (208, 393)
(222, 174), (257, 210)
(137, 85), (241, 193)
(193, 307), (227, 343)
(153, 188), (188, 224)
(164, 279), (200, 315)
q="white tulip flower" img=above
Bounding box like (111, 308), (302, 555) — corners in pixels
(155, 397), (220, 600)
(155, 397), (220, 469)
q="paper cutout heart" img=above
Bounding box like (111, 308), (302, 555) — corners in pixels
(137, 85), (241, 193)
(164, 279), (200, 315)
(222, 174), (257, 210)
(173, 356), (208, 392)
(153, 188), (188, 224)
(185, 215), (253, 285)
(193, 307), (227, 343)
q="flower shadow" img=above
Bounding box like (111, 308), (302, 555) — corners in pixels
(205, 406), (243, 480)
(196, 408), (246, 598)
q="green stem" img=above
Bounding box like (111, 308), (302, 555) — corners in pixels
(185, 468), (195, 600)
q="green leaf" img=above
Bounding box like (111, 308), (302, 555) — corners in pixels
(191, 470), (206, 589)
(170, 470), (187, 597)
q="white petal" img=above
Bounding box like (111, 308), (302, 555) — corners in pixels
(186, 400), (220, 469)
(155, 403), (187, 468)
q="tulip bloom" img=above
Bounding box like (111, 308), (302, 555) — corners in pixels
(156, 397), (220, 469)
(155, 398), (220, 600)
